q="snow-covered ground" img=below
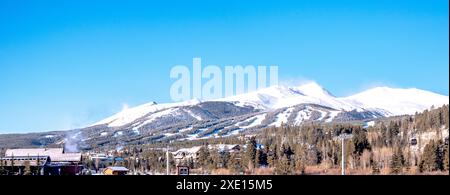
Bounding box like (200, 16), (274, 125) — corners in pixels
(325, 110), (340, 123)
(316, 110), (327, 121)
(130, 108), (180, 130)
(271, 108), (293, 127)
(238, 114), (267, 129)
(366, 121), (376, 127)
(182, 128), (208, 141)
(179, 126), (193, 133)
(93, 99), (201, 127)
(164, 132), (176, 137)
(294, 109), (312, 125)
(185, 109), (203, 121)
(132, 129), (140, 135)
(113, 131), (123, 137)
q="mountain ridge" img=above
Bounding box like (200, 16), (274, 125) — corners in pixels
(0, 82), (447, 151)
(93, 82), (449, 128)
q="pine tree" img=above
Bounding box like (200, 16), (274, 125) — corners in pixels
(420, 140), (439, 172)
(220, 151), (230, 169)
(275, 155), (291, 175)
(307, 147), (321, 165)
(435, 141), (444, 171)
(390, 148), (405, 174)
(245, 137), (257, 168)
(187, 157), (195, 169)
(372, 160), (380, 175)
(209, 149), (222, 170)
(197, 146), (210, 169)
(443, 144), (449, 171)
(256, 149), (267, 168)
(352, 128), (371, 156)
(294, 145), (307, 174)
(404, 149), (412, 173)
(268, 144), (278, 167)
(0, 157), (5, 175)
(229, 151), (243, 174)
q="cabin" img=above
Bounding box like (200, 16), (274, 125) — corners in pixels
(103, 166), (129, 175)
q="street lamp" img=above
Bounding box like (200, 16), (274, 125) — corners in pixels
(337, 133), (353, 175)
(166, 140), (174, 175)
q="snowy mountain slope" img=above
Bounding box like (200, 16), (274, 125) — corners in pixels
(77, 102), (385, 148)
(85, 82), (448, 147)
(92, 82), (448, 130)
(93, 99), (201, 127)
(2, 82), (447, 150)
(216, 82), (361, 111)
(342, 87), (449, 116)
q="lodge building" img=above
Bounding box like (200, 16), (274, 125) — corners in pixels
(172, 144), (241, 166)
(0, 148), (83, 175)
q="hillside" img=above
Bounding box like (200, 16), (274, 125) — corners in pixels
(0, 82), (447, 151)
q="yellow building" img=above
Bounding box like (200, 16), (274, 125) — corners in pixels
(103, 166), (129, 175)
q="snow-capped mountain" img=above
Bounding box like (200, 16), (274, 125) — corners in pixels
(93, 99), (202, 127)
(93, 82), (448, 129)
(217, 82), (361, 111)
(342, 87), (449, 116)
(86, 82), (448, 143)
(1, 82), (447, 150)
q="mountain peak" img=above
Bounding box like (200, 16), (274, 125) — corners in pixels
(344, 86), (449, 115)
(93, 82), (449, 128)
(293, 81), (334, 97)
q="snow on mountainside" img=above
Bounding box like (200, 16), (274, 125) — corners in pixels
(93, 99), (201, 127)
(92, 82), (449, 130)
(2, 82), (447, 150)
(217, 82), (360, 111)
(343, 87), (449, 116)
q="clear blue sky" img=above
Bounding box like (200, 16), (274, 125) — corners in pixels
(0, 0), (448, 133)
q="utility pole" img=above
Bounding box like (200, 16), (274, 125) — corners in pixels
(338, 133), (353, 175)
(341, 137), (345, 175)
(166, 140), (173, 175)
(166, 144), (170, 175)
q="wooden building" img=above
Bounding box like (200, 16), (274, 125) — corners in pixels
(103, 166), (129, 175)
(1, 148), (83, 175)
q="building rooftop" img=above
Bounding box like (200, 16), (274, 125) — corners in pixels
(4, 148), (81, 162)
(106, 166), (129, 171)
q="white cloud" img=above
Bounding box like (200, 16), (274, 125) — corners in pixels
(121, 103), (129, 111)
(278, 77), (316, 87)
